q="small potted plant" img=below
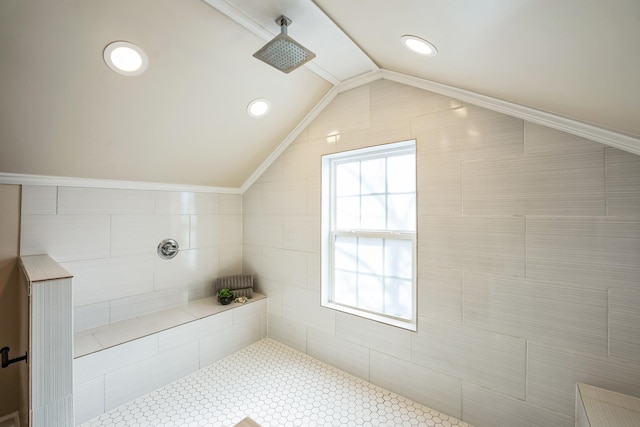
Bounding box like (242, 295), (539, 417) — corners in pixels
(217, 288), (234, 305)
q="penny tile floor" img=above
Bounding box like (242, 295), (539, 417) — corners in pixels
(80, 338), (472, 427)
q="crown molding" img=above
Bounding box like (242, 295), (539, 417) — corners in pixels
(381, 69), (640, 155)
(0, 172), (241, 194)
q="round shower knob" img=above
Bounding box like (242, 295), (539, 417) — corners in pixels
(157, 239), (180, 260)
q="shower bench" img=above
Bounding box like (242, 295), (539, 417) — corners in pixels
(73, 293), (267, 425)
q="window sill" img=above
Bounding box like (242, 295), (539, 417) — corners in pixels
(322, 301), (416, 331)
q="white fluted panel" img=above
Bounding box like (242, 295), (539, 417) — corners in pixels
(30, 278), (73, 407)
(30, 395), (74, 427)
(29, 275), (74, 427)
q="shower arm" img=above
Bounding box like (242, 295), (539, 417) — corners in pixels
(277, 15), (292, 34)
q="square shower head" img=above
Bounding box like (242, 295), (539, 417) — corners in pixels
(252, 15), (316, 74)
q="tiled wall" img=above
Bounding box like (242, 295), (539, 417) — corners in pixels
(20, 186), (243, 331)
(242, 79), (640, 427)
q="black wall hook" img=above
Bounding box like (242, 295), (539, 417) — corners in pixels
(0, 347), (27, 368)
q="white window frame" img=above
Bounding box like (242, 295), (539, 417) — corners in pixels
(321, 140), (417, 331)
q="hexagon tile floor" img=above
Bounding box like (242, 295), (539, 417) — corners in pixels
(80, 338), (473, 427)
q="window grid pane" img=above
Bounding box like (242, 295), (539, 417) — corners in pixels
(333, 234), (413, 320)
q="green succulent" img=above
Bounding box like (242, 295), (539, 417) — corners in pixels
(217, 288), (233, 298)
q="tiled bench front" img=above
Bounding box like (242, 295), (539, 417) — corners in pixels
(73, 294), (267, 425)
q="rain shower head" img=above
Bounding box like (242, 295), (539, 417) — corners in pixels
(253, 15), (316, 74)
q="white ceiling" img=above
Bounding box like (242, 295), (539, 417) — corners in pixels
(1, 0), (638, 189)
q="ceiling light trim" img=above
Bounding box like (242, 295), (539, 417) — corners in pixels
(103, 41), (148, 76)
(0, 172), (241, 194)
(401, 35), (437, 57)
(247, 98), (271, 118)
(381, 69), (640, 155)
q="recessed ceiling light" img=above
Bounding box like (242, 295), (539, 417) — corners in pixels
(103, 41), (148, 76)
(401, 35), (437, 57)
(247, 98), (271, 118)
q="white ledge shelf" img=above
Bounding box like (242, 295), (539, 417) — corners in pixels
(74, 293), (266, 358)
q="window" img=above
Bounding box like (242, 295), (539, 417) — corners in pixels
(321, 140), (417, 330)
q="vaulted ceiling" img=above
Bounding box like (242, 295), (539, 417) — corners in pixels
(1, 0), (638, 189)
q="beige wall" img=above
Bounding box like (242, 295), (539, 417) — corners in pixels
(0, 184), (21, 418)
(243, 79), (640, 427)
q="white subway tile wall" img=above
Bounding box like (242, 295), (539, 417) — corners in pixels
(244, 79), (640, 426)
(20, 188), (242, 331)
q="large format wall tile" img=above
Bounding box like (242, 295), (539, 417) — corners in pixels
(606, 147), (640, 217)
(370, 79), (461, 131)
(190, 214), (242, 248)
(154, 191), (219, 215)
(308, 84), (370, 140)
(242, 185), (262, 215)
(104, 341), (199, 411)
(526, 217), (640, 288)
(199, 320), (262, 367)
(334, 122), (411, 153)
(153, 247), (219, 292)
(74, 302), (110, 332)
(219, 193), (241, 215)
(416, 155), (461, 216)
(261, 247), (308, 287)
(283, 215), (320, 252)
(463, 274), (608, 355)
(58, 187), (154, 215)
(109, 288), (189, 323)
(462, 382), (573, 427)
(412, 318), (526, 399)
(609, 288), (640, 362)
(74, 377), (104, 424)
(370, 351), (462, 419)
(411, 104), (523, 163)
(22, 185), (57, 214)
(282, 288), (335, 335)
(74, 335), (159, 385)
(463, 151), (606, 216)
(307, 329), (370, 381)
(243, 214), (283, 248)
(262, 179), (308, 215)
(418, 216), (525, 277)
(21, 214), (110, 261)
(111, 214), (190, 256)
(417, 266), (462, 324)
(524, 122), (604, 156)
(159, 310), (232, 352)
(527, 344), (640, 417)
(335, 312), (412, 361)
(267, 313), (308, 353)
(282, 139), (335, 180)
(62, 254), (154, 306)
